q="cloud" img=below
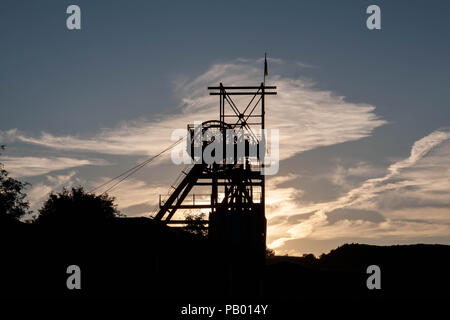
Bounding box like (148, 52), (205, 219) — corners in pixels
(26, 172), (165, 217)
(5, 59), (385, 163)
(98, 178), (167, 213)
(342, 161), (386, 179)
(27, 171), (77, 213)
(2, 58), (393, 253)
(0, 129), (18, 143)
(267, 129), (450, 252)
(0, 156), (109, 178)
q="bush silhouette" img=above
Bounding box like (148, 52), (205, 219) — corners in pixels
(36, 186), (119, 227)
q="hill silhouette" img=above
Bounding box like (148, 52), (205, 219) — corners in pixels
(2, 217), (450, 300)
(266, 243), (450, 299)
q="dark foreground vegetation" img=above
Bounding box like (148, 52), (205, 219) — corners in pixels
(1, 155), (450, 300)
(2, 217), (450, 300)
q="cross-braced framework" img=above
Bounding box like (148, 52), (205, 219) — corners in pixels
(154, 83), (276, 251)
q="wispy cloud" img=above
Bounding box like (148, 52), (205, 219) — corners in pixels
(0, 156), (108, 178)
(4, 59), (386, 163)
(27, 171), (78, 213)
(93, 177), (167, 212)
(267, 129), (450, 252)
(2, 58), (395, 253)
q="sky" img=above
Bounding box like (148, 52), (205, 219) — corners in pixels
(1, 0), (450, 255)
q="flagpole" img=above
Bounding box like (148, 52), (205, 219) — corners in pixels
(263, 52), (267, 86)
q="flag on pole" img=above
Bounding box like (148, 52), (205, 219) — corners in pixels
(264, 53), (268, 76)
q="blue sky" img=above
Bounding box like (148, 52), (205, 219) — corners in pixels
(1, 0), (450, 255)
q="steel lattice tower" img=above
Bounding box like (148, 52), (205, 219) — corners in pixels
(154, 82), (276, 262)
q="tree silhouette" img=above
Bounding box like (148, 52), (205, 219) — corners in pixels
(36, 186), (120, 226)
(0, 145), (30, 224)
(265, 247), (275, 257)
(183, 212), (207, 237)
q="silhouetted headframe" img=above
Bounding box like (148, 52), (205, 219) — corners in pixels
(154, 70), (277, 268)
